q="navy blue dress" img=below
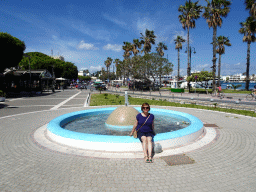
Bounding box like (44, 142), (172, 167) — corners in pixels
(136, 113), (155, 141)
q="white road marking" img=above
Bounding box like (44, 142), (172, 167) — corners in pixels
(50, 91), (81, 110)
(7, 98), (24, 102)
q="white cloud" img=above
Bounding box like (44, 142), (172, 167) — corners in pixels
(136, 17), (155, 33)
(77, 41), (99, 50)
(103, 14), (127, 27)
(234, 62), (241, 66)
(103, 44), (122, 52)
(89, 65), (102, 72)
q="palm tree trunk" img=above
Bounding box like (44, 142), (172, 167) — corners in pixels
(212, 26), (217, 92)
(218, 53), (221, 87)
(246, 42), (251, 90)
(107, 66), (109, 83)
(187, 27), (191, 92)
(178, 48), (180, 88)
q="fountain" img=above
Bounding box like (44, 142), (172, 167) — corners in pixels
(46, 92), (204, 152)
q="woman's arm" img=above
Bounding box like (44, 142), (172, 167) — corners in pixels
(130, 119), (138, 136)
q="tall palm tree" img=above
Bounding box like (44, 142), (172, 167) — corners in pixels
(156, 42), (168, 86)
(156, 42), (168, 57)
(114, 58), (121, 79)
(245, 0), (256, 19)
(178, 0), (202, 91)
(174, 36), (186, 87)
(104, 57), (112, 83)
(140, 29), (156, 55)
(215, 36), (231, 86)
(203, 0), (231, 92)
(131, 39), (142, 56)
(239, 16), (256, 90)
(178, 0), (202, 77)
(122, 42), (133, 85)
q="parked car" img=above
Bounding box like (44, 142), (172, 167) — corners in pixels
(77, 84), (87, 89)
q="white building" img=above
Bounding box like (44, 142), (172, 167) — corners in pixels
(50, 55), (65, 61)
(78, 70), (90, 77)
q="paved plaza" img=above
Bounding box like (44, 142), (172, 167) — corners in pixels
(0, 89), (256, 191)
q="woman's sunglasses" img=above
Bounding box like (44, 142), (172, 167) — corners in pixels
(142, 107), (149, 109)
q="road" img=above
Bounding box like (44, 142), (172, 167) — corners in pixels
(0, 88), (91, 117)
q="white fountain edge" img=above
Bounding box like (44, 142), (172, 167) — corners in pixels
(33, 125), (217, 159)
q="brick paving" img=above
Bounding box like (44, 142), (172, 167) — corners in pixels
(0, 89), (256, 191)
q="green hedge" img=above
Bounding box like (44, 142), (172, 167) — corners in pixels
(170, 88), (184, 93)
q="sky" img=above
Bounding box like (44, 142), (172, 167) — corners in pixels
(0, 0), (255, 76)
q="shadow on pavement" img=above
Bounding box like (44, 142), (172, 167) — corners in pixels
(0, 103), (8, 109)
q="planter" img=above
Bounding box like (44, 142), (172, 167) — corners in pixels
(0, 97), (5, 102)
(170, 88), (185, 93)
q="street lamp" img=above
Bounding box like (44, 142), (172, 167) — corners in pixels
(185, 47), (196, 75)
(23, 54), (31, 92)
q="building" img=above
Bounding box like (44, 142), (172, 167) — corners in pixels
(78, 70), (90, 77)
(50, 55), (65, 61)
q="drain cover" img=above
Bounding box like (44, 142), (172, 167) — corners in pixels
(203, 124), (218, 127)
(160, 154), (195, 166)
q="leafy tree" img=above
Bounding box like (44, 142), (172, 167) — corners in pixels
(19, 52), (78, 79)
(215, 36), (231, 86)
(174, 36), (186, 87)
(239, 16), (256, 90)
(203, 0), (231, 92)
(187, 71), (213, 91)
(178, 0), (202, 78)
(0, 32), (26, 72)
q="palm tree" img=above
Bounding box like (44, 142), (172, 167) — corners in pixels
(203, 0), (231, 92)
(131, 39), (142, 56)
(140, 29), (156, 55)
(239, 16), (256, 90)
(245, 0), (256, 19)
(104, 57), (112, 83)
(156, 42), (168, 57)
(156, 42), (168, 86)
(114, 58), (121, 79)
(174, 36), (186, 87)
(178, 0), (202, 77)
(215, 36), (231, 86)
(122, 42), (133, 85)
(178, 0), (202, 91)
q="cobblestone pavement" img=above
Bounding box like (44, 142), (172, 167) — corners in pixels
(1, 101), (256, 191)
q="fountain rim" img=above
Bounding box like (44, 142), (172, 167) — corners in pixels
(47, 107), (204, 143)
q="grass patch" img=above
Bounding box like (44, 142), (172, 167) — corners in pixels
(90, 93), (256, 117)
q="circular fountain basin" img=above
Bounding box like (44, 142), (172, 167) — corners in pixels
(47, 107), (204, 152)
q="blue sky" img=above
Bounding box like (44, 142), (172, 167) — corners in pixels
(1, 0), (255, 76)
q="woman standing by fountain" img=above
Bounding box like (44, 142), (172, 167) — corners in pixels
(130, 103), (155, 163)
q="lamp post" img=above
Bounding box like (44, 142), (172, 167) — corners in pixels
(23, 54), (31, 93)
(185, 47), (196, 75)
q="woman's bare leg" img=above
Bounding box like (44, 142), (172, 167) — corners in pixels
(147, 136), (153, 161)
(141, 136), (148, 161)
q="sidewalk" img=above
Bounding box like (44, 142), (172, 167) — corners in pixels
(1, 105), (256, 191)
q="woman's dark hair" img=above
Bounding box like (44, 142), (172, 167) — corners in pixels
(141, 103), (150, 111)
